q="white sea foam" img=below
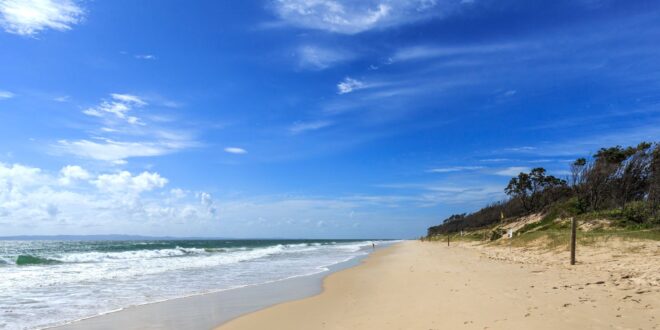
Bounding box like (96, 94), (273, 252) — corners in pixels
(0, 240), (389, 330)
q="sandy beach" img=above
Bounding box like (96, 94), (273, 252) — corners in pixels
(217, 240), (659, 330)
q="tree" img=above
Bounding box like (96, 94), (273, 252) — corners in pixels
(584, 146), (629, 210)
(505, 172), (532, 212)
(571, 158), (588, 211)
(615, 142), (652, 208)
(505, 168), (566, 213)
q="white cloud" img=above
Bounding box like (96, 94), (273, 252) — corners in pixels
(0, 162), (44, 187)
(393, 43), (518, 62)
(110, 93), (145, 105)
(0, 0), (84, 36)
(271, 0), (453, 34)
(56, 139), (189, 163)
(337, 77), (366, 94)
(494, 166), (529, 177)
(0, 90), (14, 99)
(93, 171), (167, 194)
(224, 147), (247, 154)
(297, 45), (354, 70)
(0, 163), (448, 237)
(420, 184), (504, 205)
(135, 54), (156, 60)
(289, 120), (332, 134)
(58, 165), (89, 185)
(479, 158), (511, 162)
(504, 146), (537, 152)
(198, 192), (217, 216)
(53, 95), (69, 102)
(427, 166), (483, 173)
(57, 93), (198, 164)
(377, 181), (505, 206)
(0, 162), (220, 235)
(170, 188), (187, 199)
(83, 93), (146, 125)
(503, 89), (517, 96)
(199, 192), (212, 206)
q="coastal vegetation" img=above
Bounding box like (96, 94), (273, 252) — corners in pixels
(426, 142), (660, 242)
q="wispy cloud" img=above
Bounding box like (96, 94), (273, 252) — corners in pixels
(57, 93), (199, 164)
(83, 93), (146, 125)
(377, 181), (505, 206)
(337, 77), (366, 94)
(56, 138), (193, 164)
(515, 122), (660, 158)
(53, 95), (69, 102)
(504, 146), (537, 152)
(420, 184), (505, 205)
(134, 54), (156, 60)
(0, 0), (84, 36)
(224, 147), (247, 154)
(494, 166), (529, 177)
(297, 45), (354, 70)
(289, 120), (332, 134)
(479, 158), (511, 163)
(427, 166), (483, 173)
(503, 89), (517, 96)
(0, 90), (14, 99)
(270, 0), (461, 34)
(392, 43), (519, 62)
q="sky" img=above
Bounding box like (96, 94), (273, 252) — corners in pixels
(0, 0), (659, 239)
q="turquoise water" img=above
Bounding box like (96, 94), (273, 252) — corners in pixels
(0, 239), (382, 329)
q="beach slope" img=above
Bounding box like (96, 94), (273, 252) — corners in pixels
(217, 240), (659, 330)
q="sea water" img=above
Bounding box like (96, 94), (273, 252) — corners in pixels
(0, 239), (383, 329)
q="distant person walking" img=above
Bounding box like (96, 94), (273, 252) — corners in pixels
(372, 242), (375, 250)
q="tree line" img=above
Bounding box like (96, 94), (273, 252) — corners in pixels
(427, 142), (660, 236)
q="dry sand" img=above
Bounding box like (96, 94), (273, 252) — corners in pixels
(217, 240), (659, 330)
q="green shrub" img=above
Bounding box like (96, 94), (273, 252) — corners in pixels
(564, 197), (584, 215)
(622, 201), (652, 224)
(490, 228), (505, 241)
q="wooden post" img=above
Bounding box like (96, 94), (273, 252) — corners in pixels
(447, 234), (450, 247)
(570, 217), (577, 265)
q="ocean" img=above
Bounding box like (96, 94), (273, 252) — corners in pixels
(0, 239), (384, 329)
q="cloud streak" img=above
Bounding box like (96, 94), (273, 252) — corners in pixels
(270, 0), (460, 34)
(57, 93), (199, 164)
(427, 166), (483, 173)
(0, 90), (14, 99)
(337, 77), (366, 94)
(289, 120), (333, 134)
(56, 138), (194, 164)
(224, 147), (247, 154)
(297, 45), (354, 70)
(494, 166), (529, 177)
(392, 43), (519, 62)
(83, 93), (146, 125)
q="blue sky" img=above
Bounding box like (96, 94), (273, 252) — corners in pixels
(0, 0), (659, 238)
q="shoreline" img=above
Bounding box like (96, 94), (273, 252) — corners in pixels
(51, 242), (395, 330)
(217, 240), (659, 330)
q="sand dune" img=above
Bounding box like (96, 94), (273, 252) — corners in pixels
(217, 240), (659, 330)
